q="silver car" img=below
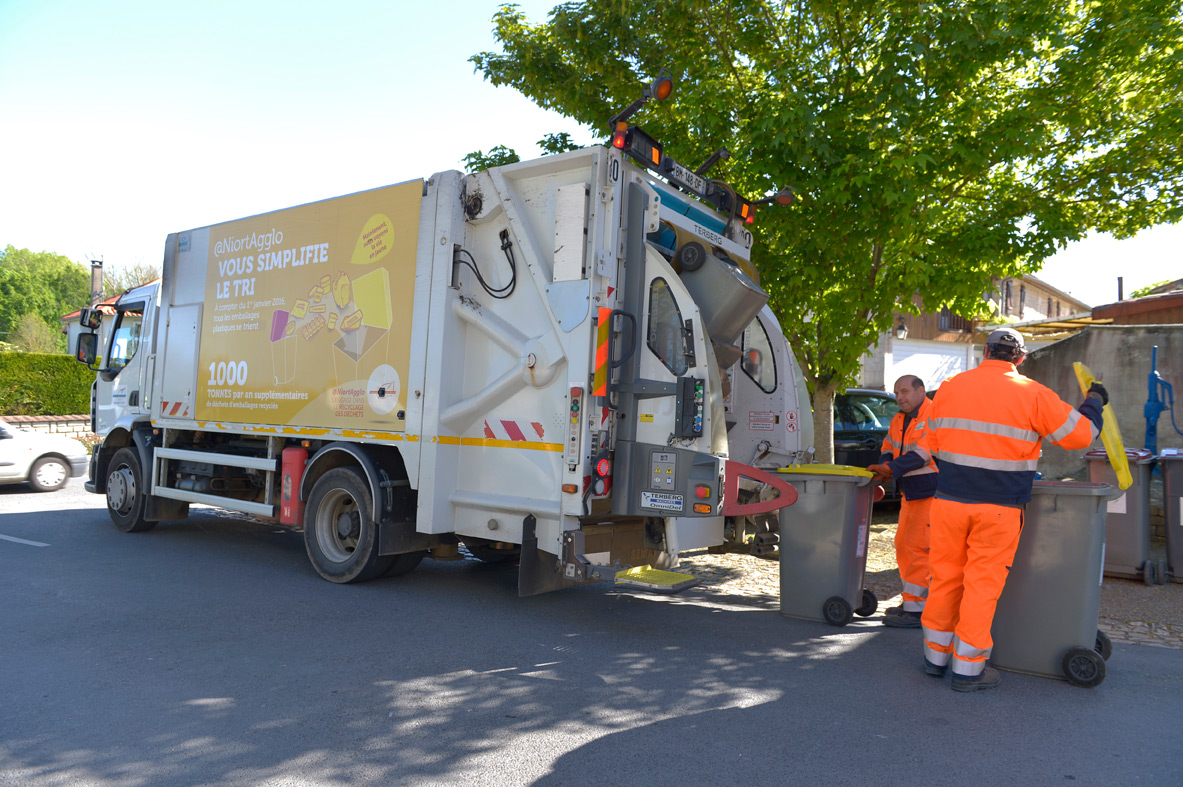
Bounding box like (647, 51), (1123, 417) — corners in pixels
(0, 418), (89, 492)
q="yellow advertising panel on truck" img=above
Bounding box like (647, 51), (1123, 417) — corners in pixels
(193, 182), (422, 432)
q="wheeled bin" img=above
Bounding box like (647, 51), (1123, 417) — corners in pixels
(1085, 448), (1158, 582)
(1161, 448), (1183, 583)
(777, 465), (880, 627)
(992, 481), (1122, 687)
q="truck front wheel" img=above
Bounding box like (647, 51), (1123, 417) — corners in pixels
(304, 467), (393, 583)
(106, 447), (156, 532)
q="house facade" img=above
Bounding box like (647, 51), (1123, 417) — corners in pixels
(857, 274), (1090, 391)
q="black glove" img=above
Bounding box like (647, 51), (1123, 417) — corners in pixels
(1087, 382), (1108, 406)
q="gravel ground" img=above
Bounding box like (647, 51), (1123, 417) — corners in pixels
(677, 501), (1183, 650)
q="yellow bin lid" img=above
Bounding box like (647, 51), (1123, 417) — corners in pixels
(777, 464), (873, 478)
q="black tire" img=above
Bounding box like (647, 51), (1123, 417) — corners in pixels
(1062, 646), (1107, 688)
(383, 550), (427, 577)
(304, 467), (392, 583)
(1095, 629), (1114, 662)
(106, 447), (156, 532)
(823, 596), (854, 627)
(461, 538), (521, 564)
(674, 241), (707, 272)
(1143, 559), (1156, 586)
(28, 456), (69, 492)
(855, 588), (878, 617)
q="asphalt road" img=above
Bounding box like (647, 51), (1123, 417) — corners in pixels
(2, 478), (1182, 786)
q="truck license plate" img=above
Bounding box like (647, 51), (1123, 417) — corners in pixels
(665, 161), (706, 196)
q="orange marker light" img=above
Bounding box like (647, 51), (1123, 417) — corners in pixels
(693, 503), (712, 514)
(653, 76), (673, 101)
(562, 483), (578, 494)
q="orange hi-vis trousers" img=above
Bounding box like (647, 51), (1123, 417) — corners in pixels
(896, 496), (932, 613)
(921, 497), (1023, 678)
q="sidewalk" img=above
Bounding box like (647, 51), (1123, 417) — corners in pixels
(679, 504), (1183, 650)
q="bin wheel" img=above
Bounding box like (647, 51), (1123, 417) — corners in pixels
(1143, 560), (1156, 585)
(1157, 558), (1168, 585)
(822, 596), (854, 627)
(855, 588), (878, 617)
(1094, 630), (1113, 662)
(1062, 646), (1106, 688)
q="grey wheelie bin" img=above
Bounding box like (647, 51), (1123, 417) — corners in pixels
(777, 465), (881, 627)
(1161, 448), (1183, 583)
(992, 481), (1122, 687)
(1085, 448), (1157, 582)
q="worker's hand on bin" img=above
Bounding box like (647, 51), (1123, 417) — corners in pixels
(1087, 382), (1109, 406)
(867, 463), (892, 484)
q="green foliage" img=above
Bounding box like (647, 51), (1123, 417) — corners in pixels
(0, 246), (90, 352)
(538, 132), (581, 155)
(1131, 279), (1177, 298)
(0, 351), (93, 415)
(462, 145), (522, 173)
(472, 0), (1183, 458)
(11, 313), (60, 354)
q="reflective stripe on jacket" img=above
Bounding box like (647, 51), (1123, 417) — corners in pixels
(879, 397), (937, 501)
(916, 360), (1100, 506)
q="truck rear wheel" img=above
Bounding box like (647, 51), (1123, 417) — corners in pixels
(304, 467), (392, 583)
(106, 447), (156, 532)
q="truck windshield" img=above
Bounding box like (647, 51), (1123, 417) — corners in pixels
(108, 305), (144, 370)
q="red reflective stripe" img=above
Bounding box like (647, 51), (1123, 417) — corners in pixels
(501, 420), (527, 442)
(531, 422), (545, 439)
(593, 307), (611, 397)
(483, 420), (496, 439)
(170, 402), (182, 416)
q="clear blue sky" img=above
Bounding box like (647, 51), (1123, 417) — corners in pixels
(1, 0), (1177, 308)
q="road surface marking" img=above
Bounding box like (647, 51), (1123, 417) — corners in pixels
(0, 534), (49, 547)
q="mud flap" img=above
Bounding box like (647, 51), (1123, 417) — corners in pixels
(518, 515), (616, 597)
(721, 459), (799, 516)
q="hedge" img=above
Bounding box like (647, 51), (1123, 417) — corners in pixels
(0, 352), (93, 415)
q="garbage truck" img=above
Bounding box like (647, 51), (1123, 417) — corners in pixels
(74, 80), (813, 594)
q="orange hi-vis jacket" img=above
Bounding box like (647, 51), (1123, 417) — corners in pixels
(879, 396), (938, 501)
(916, 360), (1101, 506)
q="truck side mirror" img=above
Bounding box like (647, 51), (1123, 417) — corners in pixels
(80, 308), (102, 330)
(74, 332), (99, 368)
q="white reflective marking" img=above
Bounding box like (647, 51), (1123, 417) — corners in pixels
(0, 533), (49, 547)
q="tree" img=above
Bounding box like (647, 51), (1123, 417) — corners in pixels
(472, 0), (1183, 460)
(462, 145), (522, 173)
(10, 313), (59, 354)
(0, 246), (90, 353)
(101, 261), (161, 299)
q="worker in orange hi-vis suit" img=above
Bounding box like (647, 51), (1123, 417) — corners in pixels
(866, 375), (937, 629)
(911, 328), (1105, 692)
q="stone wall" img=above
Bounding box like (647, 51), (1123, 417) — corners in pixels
(4, 414), (94, 440)
(1021, 325), (1183, 540)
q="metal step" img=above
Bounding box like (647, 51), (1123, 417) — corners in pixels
(614, 565), (700, 593)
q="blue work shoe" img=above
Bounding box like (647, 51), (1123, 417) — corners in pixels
(951, 667), (1002, 692)
(924, 659), (948, 678)
(883, 610), (922, 628)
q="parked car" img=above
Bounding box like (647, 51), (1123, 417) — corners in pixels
(0, 418), (88, 492)
(833, 389), (900, 469)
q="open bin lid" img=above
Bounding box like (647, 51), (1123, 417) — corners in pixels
(1159, 448), (1183, 462)
(777, 464), (873, 482)
(1032, 480), (1123, 499)
(1084, 448), (1156, 465)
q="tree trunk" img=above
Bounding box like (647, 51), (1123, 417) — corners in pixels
(811, 379), (841, 464)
